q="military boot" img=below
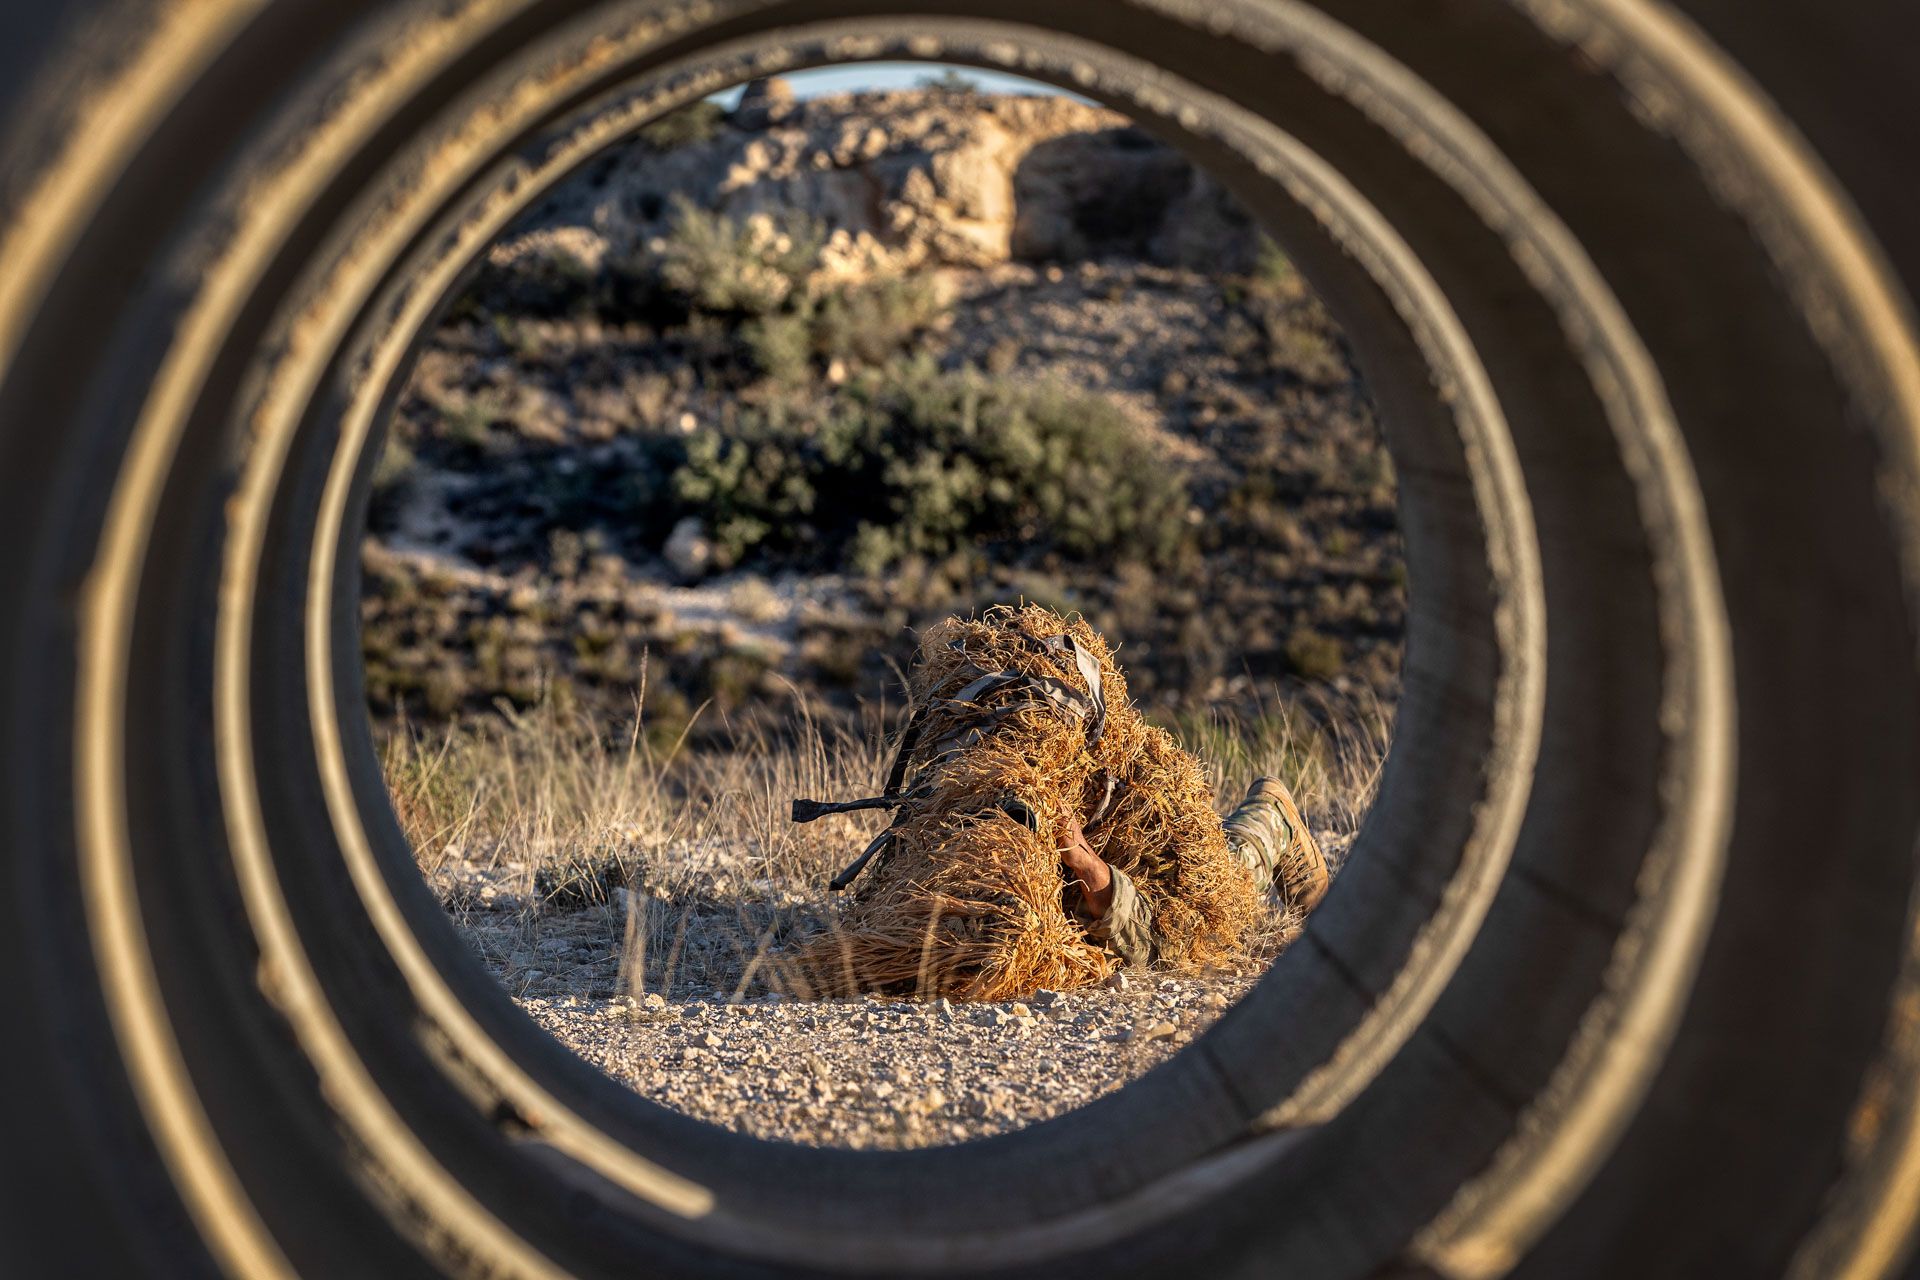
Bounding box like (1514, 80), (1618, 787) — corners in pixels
(1223, 776), (1329, 912)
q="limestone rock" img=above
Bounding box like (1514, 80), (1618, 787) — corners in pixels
(732, 76), (796, 131)
(503, 88), (1261, 282)
(663, 517), (715, 580)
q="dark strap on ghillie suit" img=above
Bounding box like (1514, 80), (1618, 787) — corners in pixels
(791, 632), (1111, 891)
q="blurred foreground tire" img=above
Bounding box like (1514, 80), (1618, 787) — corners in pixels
(1, 1), (1918, 1276)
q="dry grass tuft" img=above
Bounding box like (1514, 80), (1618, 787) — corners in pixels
(381, 694), (888, 999)
(377, 665), (1391, 1006)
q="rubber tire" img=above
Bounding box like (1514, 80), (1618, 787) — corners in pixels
(1, 2), (1918, 1277)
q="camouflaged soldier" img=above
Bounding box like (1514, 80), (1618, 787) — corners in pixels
(1062, 777), (1328, 967)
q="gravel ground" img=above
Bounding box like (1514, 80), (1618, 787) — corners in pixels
(431, 851), (1281, 1148)
(519, 972), (1260, 1149)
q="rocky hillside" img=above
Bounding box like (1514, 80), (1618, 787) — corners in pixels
(362, 82), (1404, 744)
(508, 80), (1263, 279)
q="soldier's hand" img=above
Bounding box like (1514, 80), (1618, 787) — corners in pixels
(1059, 813), (1115, 918)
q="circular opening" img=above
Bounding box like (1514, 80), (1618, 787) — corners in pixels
(36, 0), (1920, 1272)
(229, 6), (1547, 1261)
(358, 60), (1406, 1149)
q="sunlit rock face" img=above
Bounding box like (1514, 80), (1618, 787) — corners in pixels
(502, 79), (1263, 281)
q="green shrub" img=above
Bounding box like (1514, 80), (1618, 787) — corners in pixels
(1275, 327), (1344, 385)
(1284, 627), (1345, 681)
(917, 69), (982, 95)
(367, 438), (416, 532)
(636, 100), (727, 151)
(657, 197), (823, 316)
(1251, 235), (1298, 291)
(672, 417), (817, 566)
(450, 244), (604, 320)
(699, 643), (777, 710)
(812, 275), (946, 366)
(740, 310), (816, 387)
(655, 201), (945, 380)
(667, 357), (1194, 574)
(436, 391), (503, 448)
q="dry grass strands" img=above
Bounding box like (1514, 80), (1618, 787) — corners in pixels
(774, 604), (1260, 1000)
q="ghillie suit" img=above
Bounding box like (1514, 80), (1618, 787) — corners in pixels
(777, 604), (1260, 1000)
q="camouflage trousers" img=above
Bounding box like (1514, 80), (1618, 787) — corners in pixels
(1083, 779), (1315, 969)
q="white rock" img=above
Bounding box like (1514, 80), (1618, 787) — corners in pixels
(663, 516), (715, 579)
(503, 91), (1259, 282)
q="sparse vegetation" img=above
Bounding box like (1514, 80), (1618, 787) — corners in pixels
(659, 202), (948, 382)
(1284, 626), (1345, 681)
(1251, 234), (1299, 292)
(636, 100), (728, 151)
(357, 80), (1410, 1150)
(657, 198), (825, 316)
(673, 357), (1195, 572)
(386, 682), (1387, 1001)
(811, 273), (947, 366)
(917, 69), (982, 96)
(368, 86), (1404, 736)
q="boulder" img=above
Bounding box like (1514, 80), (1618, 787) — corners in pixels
(731, 76), (796, 131)
(503, 88), (1262, 281)
(663, 517), (715, 580)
